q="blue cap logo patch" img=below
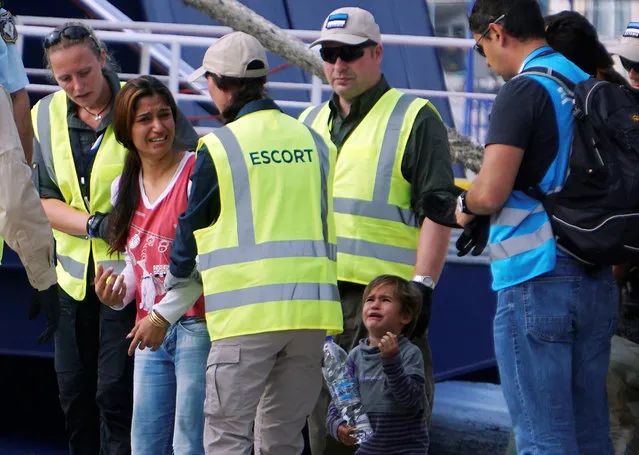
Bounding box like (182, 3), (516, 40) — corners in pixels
(325, 13), (348, 30)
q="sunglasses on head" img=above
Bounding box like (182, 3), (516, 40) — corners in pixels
(319, 41), (376, 64)
(620, 56), (639, 73)
(473, 14), (506, 58)
(44, 25), (92, 49)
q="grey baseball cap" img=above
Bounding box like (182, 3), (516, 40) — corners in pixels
(187, 31), (268, 82)
(310, 7), (381, 48)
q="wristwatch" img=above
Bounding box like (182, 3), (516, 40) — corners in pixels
(413, 275), (435, 290)
(86, 214), (101, 238)
(457, 191), (474, 215)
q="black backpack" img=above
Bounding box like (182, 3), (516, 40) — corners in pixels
(519, 67), (639, 266)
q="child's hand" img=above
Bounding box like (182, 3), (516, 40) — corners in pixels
(378, 331), (400, 358)
(337, 423), (357, 446)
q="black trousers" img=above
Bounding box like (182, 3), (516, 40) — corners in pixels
(54, 284), (135, 455)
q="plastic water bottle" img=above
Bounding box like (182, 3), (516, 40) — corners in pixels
(322, 336), (373, 444)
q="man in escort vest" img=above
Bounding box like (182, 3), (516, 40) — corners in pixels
(299, 7), (458, 454)
(0, 84), (59, 343)
(164, 31), (343, 455)
(458, 0), (618, 452)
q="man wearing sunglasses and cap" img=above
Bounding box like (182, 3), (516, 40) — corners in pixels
(300, 6), (457, 454)
(613, 22), (639, 89)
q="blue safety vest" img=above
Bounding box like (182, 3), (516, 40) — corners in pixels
(489, 47), (589, 290)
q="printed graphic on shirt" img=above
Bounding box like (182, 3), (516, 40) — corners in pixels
(128, 225), (172, 312)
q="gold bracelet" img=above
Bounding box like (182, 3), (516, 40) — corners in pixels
(150, 311), (169, 329)
(148, 310), (170, 329)
(152, 310), (170, 328)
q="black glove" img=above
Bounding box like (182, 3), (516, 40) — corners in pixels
(28, 284), (60, 344)
(409, 281), (433, 340)
(456, 215), (490, 257)
(86, 212), (108, 239)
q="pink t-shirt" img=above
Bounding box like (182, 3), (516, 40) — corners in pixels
(112, 152), (205, 323)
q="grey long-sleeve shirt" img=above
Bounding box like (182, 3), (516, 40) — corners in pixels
(0, 86), (56, 290)
(327, 336), (429, 454)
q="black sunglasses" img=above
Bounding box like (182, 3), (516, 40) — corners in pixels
(474, 14), (506, 58)
(44, 25), (92, 49)
(620, 56), (639, 73)
(319, 41), (376, 64)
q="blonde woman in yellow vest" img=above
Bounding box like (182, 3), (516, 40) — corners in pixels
(31, 22), (198, 454)
(299, 8), (459, 455)
(164, 32), (342, 455)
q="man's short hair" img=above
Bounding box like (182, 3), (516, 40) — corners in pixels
(469, 0), (545, 41)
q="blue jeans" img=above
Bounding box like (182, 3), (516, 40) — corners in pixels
(131, 317), (211, 455)
(494, 257), (618, 455)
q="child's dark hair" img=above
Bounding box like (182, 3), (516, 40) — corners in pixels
(363, 275), (422, 335)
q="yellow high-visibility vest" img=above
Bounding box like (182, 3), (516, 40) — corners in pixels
(194, 108), (343, 341)
(300, 88), (441, 284)
(31, 89), (126, 300)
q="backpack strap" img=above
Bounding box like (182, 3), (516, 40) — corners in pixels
(516, 66), (576, 97)
(513, 66), (576, 202)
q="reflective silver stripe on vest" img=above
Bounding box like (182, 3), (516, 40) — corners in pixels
(199, 240), (337, 269)
(333, 198), (416, 226)
(333, 94), (418, 227)
(334, 94), (419, 265)
(493, 204), (544, 227)
(372, 94), (415, 202)
(303, 104), (324, 128)
(57, 253), (85, 280)
(35, 95), (58, 187)
(489, 221), (554, 261)
(97, 260), (126, 274)
(205, 282), (340, 312)
(307, 126), (331, 241)
(214, 127), (255, 246)
(338, 237), (415, 266)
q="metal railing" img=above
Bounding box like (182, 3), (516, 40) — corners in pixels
(13, 15), (626, 144)
(15, 16), (496, 131)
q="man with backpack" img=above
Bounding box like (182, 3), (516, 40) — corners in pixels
(459, 0), (618, 452)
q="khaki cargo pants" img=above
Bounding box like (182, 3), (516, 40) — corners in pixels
(204, 329), (325, 455)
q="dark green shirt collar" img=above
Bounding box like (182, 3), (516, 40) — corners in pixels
(328, 75), (390, 121)
(234, 97), (281, 121)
